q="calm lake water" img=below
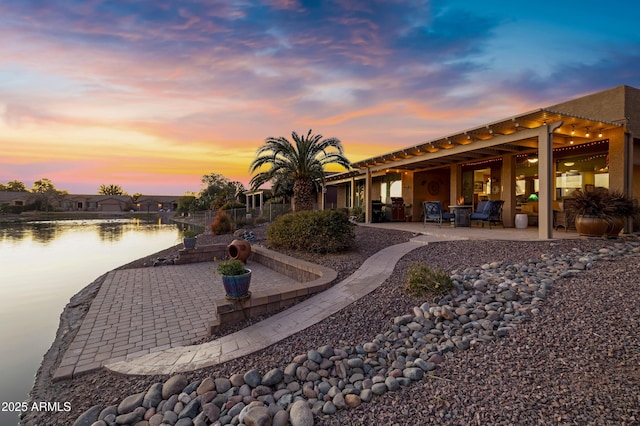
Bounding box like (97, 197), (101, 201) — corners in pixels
(0, 218), (186, 424)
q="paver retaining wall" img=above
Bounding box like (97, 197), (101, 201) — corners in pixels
(175, 244), (337, 334)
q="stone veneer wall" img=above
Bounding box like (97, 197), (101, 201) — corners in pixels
(173, 243), (337, 333)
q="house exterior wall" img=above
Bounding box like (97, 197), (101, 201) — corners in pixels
(413, 168), (451, 215)
(550, 85), (637, 201)
(549, 85), (627, 123)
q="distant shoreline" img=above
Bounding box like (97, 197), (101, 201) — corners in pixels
(0, 211), (176, 223)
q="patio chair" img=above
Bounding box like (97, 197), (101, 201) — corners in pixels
(423, 201), (455, 227)
(554, 198), (576, 231)
(470, 200), (504, 229)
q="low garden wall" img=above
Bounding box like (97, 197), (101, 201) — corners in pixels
(174, 243), (337, 333)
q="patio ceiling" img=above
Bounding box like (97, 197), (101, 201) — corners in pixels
(327, 109), (623, 180)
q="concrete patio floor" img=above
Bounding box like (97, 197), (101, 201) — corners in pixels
(360, 221), (581, 241)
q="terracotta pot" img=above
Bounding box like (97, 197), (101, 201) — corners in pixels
(228, 239), (251, 263)
(606, 217), (625, 238)
(575, 216), (609, 237)
(221, 269), (251, 300)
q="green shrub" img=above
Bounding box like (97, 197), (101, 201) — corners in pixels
(182, 229), (198, 238)
(404, 262), (454, 297)
(217, 259), (247, 275)
(267, 210), (355, 253)
(210, 209), (234, 235)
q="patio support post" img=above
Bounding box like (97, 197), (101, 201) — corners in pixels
(365, 167), (372, 223)
(450, 164), (462, 207)
(501, 154), (516, 227)
(350, 177), (356, 210)
(538, 122), (562, 239)
(624, 131), (634, 233)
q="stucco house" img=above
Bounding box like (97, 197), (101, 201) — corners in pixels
(323, 85), (640, 239)
(135, 195), (179, 213)
(0, 191), (31, 210)
(59, 195), (133, 212)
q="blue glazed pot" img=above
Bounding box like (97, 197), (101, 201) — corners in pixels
(183, 237), (197, 249)
(221, 269), (252, 299)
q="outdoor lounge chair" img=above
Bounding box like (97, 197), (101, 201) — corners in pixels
(423, 201), (455, 227)
(470, 200), (504, 229)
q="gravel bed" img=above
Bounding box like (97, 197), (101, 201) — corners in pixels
(22, 230), (640, 425)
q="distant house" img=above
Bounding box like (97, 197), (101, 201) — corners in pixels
(135, 195), (179, 212)
(244, 189), (273, 215)
(59, 195), (132, 212)
(0, 191), (31, 210)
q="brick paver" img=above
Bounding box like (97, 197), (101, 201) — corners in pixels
(105, 235), (443, 375)
(53, 260), (297, 380)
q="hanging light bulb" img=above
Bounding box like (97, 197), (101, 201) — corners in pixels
(570, 139), (574, 145)
(571, 125), (575, 135)
(585, 127), (590, 137)
(598, 129), (603, 137)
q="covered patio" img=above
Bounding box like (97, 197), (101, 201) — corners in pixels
(324, 86), (640, 240)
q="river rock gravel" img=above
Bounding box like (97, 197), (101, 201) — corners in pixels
(22, 227), (640, 426)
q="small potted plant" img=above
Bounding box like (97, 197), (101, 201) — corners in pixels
(182, 229), (198, 249)
(217, 259), (251, 300)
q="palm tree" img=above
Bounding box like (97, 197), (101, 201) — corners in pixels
(250, 130), (350, 211)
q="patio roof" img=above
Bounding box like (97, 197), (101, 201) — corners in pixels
(327, 108), (623, 181)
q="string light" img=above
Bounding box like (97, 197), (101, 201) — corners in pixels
(462, 158), (502, 167)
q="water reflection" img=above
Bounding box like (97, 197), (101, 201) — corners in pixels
(0, 217), (185, 244)
(0, 217), (189, 416)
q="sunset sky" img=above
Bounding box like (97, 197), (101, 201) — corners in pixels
(2, 1), (640, 195)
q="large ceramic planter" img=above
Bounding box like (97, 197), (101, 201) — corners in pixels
(606, 217), (625, 238)
(228, 239), (251, 263)
(221, 269), (252, 300)
(575, 215), (609, 237)
(183, 237), (197, 249)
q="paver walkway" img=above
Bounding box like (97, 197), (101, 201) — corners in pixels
(104, 234), (456, 375)
(53, 261), (298, 380)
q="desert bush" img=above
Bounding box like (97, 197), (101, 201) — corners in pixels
(234, 216), (252, 229)
(404, 262), (453, 297)
(253, 216), (269, 225)
(351, 206), (365, 222)
(210, 209), (234, 235)
(267, 209), (355, 253)
(220, 201), (246, 210)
